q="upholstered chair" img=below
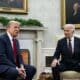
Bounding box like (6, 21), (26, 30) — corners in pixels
(60, 71), (80, 80)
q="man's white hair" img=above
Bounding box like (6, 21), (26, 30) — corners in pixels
(64, 24), (75, 31)
(7, 20), (21, 27)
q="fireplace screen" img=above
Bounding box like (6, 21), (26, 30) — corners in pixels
(45, 56), (53, 67)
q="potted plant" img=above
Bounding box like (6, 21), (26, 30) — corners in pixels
(0, 17), (43, 27)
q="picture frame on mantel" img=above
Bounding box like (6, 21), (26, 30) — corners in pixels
(0, 0), (28, 14)
(61, 0), (80, 29)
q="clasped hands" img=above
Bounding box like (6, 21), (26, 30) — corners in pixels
(16, 65), (26, 79)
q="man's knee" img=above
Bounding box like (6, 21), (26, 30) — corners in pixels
(31, 66), (36, 75)
(5, 67), (18, 78)
(24, 65), (36, 77)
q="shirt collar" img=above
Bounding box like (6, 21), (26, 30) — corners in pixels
(67, 36), (74, 42)
(7, 31), (13, 41)
(70, 36), (74, 41)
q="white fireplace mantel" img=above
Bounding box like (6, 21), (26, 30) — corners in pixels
(0, 26), (47, 31)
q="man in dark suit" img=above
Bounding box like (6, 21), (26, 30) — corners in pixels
(0, 21), (36, 80)
(51, 24), (80, 80)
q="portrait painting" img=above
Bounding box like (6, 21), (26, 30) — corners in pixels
(0, 0), (28, 14)
(61, 0), (80, 29)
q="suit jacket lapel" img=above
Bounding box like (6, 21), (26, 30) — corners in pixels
(64, 38), (68, 49)
(4, 33), (16, 63)
(74, 37), (77, 53)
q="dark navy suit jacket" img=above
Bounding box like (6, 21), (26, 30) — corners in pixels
(53, 37), (80, 65)
(0, 33), (23, 73)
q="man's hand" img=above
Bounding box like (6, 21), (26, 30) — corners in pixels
(51, 59), (60, 67)
(16, 66), (26, 79)
(20, 66), (26, 79)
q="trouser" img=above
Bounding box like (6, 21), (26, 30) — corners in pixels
(24, 64), (36, 80)
(2, 65), (36, 80)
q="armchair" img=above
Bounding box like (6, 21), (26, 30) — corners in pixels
(60, 71), (80, 80)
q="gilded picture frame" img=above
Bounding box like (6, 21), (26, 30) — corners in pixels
(61, 0), (80, 29)
(0, 0), (28, 14)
